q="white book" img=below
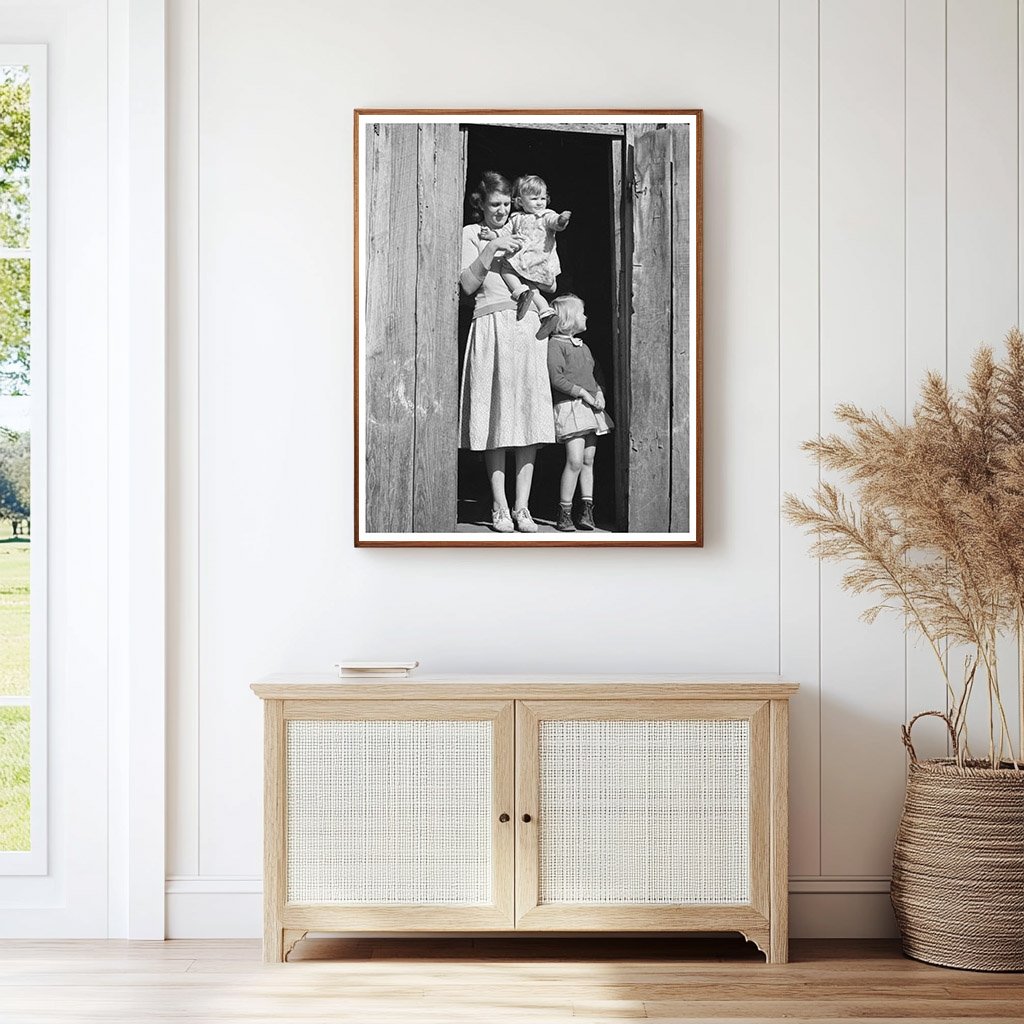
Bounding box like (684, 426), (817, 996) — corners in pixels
(334, 660), (419, 679)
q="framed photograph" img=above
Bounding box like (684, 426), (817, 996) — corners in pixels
(355, 109), (702, 546)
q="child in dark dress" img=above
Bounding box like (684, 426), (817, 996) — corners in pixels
(546, 295), (614, 532)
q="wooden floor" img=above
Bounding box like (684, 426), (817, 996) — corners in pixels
(1, 936), (1022, 1023)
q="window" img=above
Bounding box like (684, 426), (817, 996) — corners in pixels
(0, 48), (45, 872)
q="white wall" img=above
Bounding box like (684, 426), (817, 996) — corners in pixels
(165, 0), (1023, 938)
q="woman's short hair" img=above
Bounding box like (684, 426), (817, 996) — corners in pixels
(552, 294), (586, 336)
(513, 174), (549, 207)
(468, 171), (512, 221)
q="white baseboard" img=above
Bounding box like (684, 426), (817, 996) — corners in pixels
(790, 893), (897, 938)
(165, 877), (899, 940)
(166, 892), (261, 939)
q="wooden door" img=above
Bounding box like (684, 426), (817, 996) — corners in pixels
(626, 125), (696, 533)
(272, 699), (515, 935)
(364, 124), (466, 532)
(514, 699), (770, 945)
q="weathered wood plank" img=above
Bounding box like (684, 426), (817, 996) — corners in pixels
(610, 137), (628, 531)
(669, 122), (692, 534)
(413, 124), (463, 532)
(481, 122), (625, 136)
(364, 123), (418, 533)
(628, 128), (672, 533)
(622, 122), (659, 533)
(619, 131), (640, 531)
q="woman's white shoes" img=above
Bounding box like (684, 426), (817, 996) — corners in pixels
(512, 508), (539, 533)
(492, 506), (539, 533)
(491, 506), (514, 533)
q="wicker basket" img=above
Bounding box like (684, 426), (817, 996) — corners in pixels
(890, 712), (1024, 972)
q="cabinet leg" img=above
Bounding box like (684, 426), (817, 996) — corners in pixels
(264, 925), (284, 964)
(769, 924), (789, 964)
(264, 927), (308, 963)
(282, 929), (308, 961)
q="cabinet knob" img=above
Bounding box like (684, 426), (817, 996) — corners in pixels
(498, 813), (510, 823)
(522, 813), (532, 823)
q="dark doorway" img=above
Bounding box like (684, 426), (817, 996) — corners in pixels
(457, 125), (620, 531)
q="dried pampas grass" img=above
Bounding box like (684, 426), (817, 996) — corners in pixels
(784, 328), (1024, 770)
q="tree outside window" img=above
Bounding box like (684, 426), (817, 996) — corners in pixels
(0, 64), (31, 853)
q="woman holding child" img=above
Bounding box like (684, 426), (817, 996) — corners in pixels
(458, 171), (554, 534)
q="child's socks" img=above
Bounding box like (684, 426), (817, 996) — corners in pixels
(556, 501), (575, 532)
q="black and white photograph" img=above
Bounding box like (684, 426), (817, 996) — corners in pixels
(355, 110), (702, 546)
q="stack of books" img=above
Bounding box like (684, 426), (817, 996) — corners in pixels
(334, 660), (419, 679)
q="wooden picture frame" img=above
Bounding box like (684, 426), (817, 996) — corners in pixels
(354, 110), (703, 547)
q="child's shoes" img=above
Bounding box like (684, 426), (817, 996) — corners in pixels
(555, 504), (576, 532)
(577, 500), (596, 531)
(536, 310), (557, 340)
(512, 507), (538, 533)
(491, 506), (514, 533)
(516, 288), (536, 321)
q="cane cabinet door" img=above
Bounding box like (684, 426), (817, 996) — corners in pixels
(271, 700), (515, 933)
(514, 700), (770, 938)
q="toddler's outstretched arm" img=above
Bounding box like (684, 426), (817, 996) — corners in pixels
(544, 210), (572, 232)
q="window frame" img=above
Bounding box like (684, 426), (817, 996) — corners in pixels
(0, 45), (47, 875)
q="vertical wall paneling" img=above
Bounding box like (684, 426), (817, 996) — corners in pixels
(106, 0), (131, 930)
(197, 0), (307, 877)
(1020, 0), (1024, 760)
(947, 0), (1021, 764)
(779, 0), (822, 877)
(122, 0), (169, 939)
(904, 0), (950, 757)
(166, 0), (200, 880)
(819, 0), (908, 875)
(1021, 0), (1024, 759)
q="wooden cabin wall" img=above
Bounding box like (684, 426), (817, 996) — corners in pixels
(364, 124), (418, 533)
(611, 136), (627, 530)
(625, 123), (696, 534)
(669, 122), (694, 534)
(628, 126), (673, 532)
(364, 123), (464, 533)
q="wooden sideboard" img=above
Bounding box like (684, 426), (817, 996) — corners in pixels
(252, 676), (798, 963)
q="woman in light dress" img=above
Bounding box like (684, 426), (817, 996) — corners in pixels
(459, 171), (555, 534)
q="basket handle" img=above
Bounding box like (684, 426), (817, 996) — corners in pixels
(901, 710), (959, 764)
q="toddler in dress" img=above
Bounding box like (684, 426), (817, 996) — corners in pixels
(546, 294), (614, 532)
(480, 174), (571, 341)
